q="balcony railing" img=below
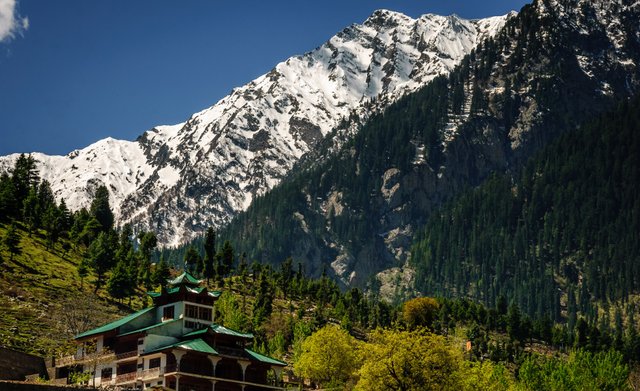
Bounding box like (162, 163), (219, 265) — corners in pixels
(56, 350), (116, 366)
(138, 367), (163, 380)
(115, 371), (137, 383)
(115, 350), (138, 360)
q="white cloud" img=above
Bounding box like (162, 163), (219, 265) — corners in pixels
(0, 0), (29, 43)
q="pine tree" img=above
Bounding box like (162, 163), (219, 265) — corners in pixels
(0, 173), (17, 222)
(3, 222), (20, 261)
(184, 246), (200, 274)
(85, 231), (116, 292)
(22, 187), (39, 235)
(11, 153), (39, 208)
(90, 185), (114, 232)
(107, 259), (132, 302)
(152, 257), (171, 287)
(42, 204), (61, 249)
(77, 259), (89, 289)
(221, 240), (234, 277)
(203, 228), (216, 283)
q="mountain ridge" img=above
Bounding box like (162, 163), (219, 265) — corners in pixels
(214, 0), (640, 292)
(0, 9), (512, 247)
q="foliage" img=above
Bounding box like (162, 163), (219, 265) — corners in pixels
(294, 324), (360, 387)
(518, 350), (630, 391)
(402, 297), (440, 330)
(3, 222), (20, 260)
(355, 329), (462, 391)
(89, 185), (114, 232)
(411, 96), (640, 325)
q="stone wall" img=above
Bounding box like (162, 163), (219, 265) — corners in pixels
(0, 346), (47, 380)
(0, 381), (97, 391)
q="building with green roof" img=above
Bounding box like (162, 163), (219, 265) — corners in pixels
(53, 271), (287, 390)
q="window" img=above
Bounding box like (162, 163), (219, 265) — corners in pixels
(149, 358), (161, 369)
(185, 304), (212, 321)
(199, 307), (212, 321)
(185, 304), (199, 319)
(138, 339), (144, 345)
(101, 367), (112, 379)
(163, 305), (175, 320)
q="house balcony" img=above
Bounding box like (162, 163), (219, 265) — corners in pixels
(163, 365), (285, 390)
(115, 371), (137, 384)
(138, 366), (164, 381)
(115, 350), (138, 361)
(56, 350), (116, 367)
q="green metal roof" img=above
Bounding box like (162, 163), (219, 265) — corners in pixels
(148, 286), (220, 298)
(117, 318), (181, 337)
(245, 348), (287, 366)
(182, 324), (254, 339)
(211, 324), (254, 339)
(146, 338), (218, 355)
(168, 271), (201, 286)
(182, 327), (209, 338)
(75, 307), (155, 339)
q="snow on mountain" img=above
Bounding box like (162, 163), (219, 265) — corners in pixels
(0, 10), (513, 246)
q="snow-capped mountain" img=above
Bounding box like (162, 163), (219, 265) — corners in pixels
(212, 0), (640, 290)
(0, 10), (512, 246)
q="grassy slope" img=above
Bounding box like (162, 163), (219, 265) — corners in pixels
(0, 222), (129, 357)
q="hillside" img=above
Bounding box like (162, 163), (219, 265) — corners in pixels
(0, 222), (126, 356)
(411, 95), (640, 321)
(214, 0), (640, 294)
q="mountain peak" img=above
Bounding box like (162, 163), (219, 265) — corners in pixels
(0, 9), (513, 247)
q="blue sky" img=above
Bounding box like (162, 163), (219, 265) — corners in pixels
(0, 0), (530, 156)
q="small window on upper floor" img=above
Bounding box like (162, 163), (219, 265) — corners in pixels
(163, 305), (175, 320)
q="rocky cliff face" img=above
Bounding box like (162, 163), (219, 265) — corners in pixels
(0, 10), (511, 246)
(217, 0), (640, 294)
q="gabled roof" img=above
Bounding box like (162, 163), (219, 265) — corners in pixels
(147, 284), (221, 298)
(75, 307), (155, 339)
(183, 324), (254, 340)
(117, 318), (181, 337)
(146, 338), (219, 355)
(245, 348), (287, 366)
(211, 324), (253, 339)
(168, 271), (201, 286)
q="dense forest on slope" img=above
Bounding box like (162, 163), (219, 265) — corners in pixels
(3, 155), (640, 389)
(412, 95), (640, 324)
(200, 0), (640, 292)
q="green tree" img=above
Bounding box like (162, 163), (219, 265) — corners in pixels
(220, 240), (234, 276)
(42, 204), (62, 249)
(0, 173), (17, 222)
(518, 349), (630, 391)
(184, 246), (200, 274)
(203, 227), (216, 283)
(11, 153), (39, 208)
(85, 231), (116, 292)
(402, 297), (441, 330)
(78, 216), (103, 247)
(3, 222), (21, 261)
(152, 256), (171, 287)
(356, 329), (462, 391)
(90, 185), (114, 232)
(294, 325), (359, 387)
(77, 258), (89, 289)
(107, 259), (133, 302)
(22, 187), (39, 234)
(138, 231), (157, 262)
